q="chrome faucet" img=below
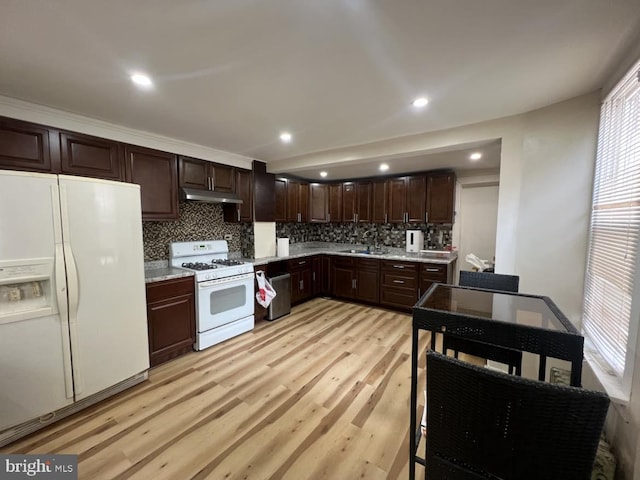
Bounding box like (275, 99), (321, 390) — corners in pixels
(362, 229), (377, 250)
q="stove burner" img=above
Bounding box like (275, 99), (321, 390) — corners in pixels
(212, 259), (244, 267)
(181, 262), (214, 271)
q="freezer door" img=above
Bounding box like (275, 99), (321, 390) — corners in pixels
(0, 170), (74, 430)
(58, 175), (149, 400)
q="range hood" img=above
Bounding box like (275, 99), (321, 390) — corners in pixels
(180, 187), (243, 204)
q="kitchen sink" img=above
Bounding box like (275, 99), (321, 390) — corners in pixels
(338, 249), (388, 256)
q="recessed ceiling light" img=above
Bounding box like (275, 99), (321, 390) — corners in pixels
(320, 171), (328, 178)
(380, 163), (389, 172)
(469, 152), (482, 161)
(280, 132), (292, 143)
(130, 73), (153, 88)
(411, 97), (429, 108)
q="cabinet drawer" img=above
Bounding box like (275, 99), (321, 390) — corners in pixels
(421, 263), (448, 280)
(380, 286), (418, 310)
(146, 276), (195, 303)
(288, 257), (311, 270)
(357, 258), (380, 271)
(333, 256), (355, 268)
(382, 260), (419, 274)
(381, 270), (418, 289)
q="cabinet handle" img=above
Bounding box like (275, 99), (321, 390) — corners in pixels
(425, 268), (439, 272)
(313, 272), (316, 281)
(425, 212), (429, 223)
(300, 280), (304, 290)
(385, 213), (388, 223)
(393, 280), (405, 284)
(237, 209), (240, 222)
(393, 264), (405, 269)
(352, 279), (356, 289)
(328, 213), (331, 222)
(298, 260), (306, 265)
(353, 213), (356, 222)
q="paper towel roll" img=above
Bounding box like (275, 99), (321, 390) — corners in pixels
(277, 237), (289, 257)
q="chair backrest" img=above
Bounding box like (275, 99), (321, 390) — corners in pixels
(459, 270), (520, 292)
(426, 351), (610, 480)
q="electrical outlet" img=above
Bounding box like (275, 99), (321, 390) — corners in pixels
(224, 234), (233, 241)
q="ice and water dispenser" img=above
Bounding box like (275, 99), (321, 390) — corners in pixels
(0, 259), (55, 323)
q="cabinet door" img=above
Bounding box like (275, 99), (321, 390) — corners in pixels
(146, 277), (195, 367)
(342, 183), (356, 222)
(179, 156), (210, 190)
(310, 183), (328, 222)
(332, 264), (355, 300)
(223, 168), (252, 222)
(299, 182), (309, 222)
(147, 293), (195, 367)
(212, 164), (235, 193)
(356, 181), (372, 223)
(371, 180), (387, 223)
(125, 145), (179, 221)
(356, 268), (379, 304)
(274, 178), (287, 222)
(0, 117), (53, 172)
(406, 175), (427, 223)
(328, 183), (343, 222)
(60, 131), (124, 181)
(236, 169), (253, 222)
(427, 172), (456, 223)
(286, 180), (299, 222)
(387, 177), (406, 223)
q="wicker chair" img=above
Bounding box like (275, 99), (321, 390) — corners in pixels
(425, 351), (610, 479)
(443, 270), (522, 374)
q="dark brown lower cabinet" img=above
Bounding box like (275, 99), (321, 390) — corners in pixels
(419, 262), (454, 298)
(380, 260), (420, 311)
(288, 257), (313, 305)
(145, 276), (195, 367)
(331, 256), (380, 304)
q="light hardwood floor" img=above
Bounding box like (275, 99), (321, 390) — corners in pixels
(2, 298), (433, 479)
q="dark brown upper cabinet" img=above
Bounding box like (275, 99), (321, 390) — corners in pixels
(125, 145), (179, 221)
(388, 175), (427, 223)
(59, 131), (124, 181)
(328, 183), (343, 222)
(342, 182), (356, 222)
(356, 181), (372, 223)
(223, 168), (253, 223)
(284, 179), (309, 222)
(371, 179), (387, 223)
(427, 172), (456, 224)
(274, 178), (287, 222)
(340, 181), (371, 223)
(178, 156), (235, 193)
(0, 117), (54, 173)
(309, 183), (328, 222)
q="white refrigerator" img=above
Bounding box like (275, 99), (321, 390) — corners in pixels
(0, 170), (149, 437)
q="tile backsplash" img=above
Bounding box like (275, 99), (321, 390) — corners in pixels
(143, 202), (451, 261)
(275, 222), (452, 250)
(142, 201), (242, 261)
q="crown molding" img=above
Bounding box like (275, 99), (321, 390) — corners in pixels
(0, 95), (253, 169)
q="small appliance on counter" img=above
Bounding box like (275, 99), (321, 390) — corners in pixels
(406, 230), (424, 253)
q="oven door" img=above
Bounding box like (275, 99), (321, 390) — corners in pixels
(196, 272), (254, 332)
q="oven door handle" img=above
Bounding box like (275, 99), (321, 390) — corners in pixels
(198, 272), (255, 288)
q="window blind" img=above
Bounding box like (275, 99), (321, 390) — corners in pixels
(583, 60), (640, 377)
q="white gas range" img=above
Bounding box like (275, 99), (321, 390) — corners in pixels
(170, 240), (254, 351)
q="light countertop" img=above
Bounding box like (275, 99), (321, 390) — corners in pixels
(246, 242), (457, 266)
(144, 260), (195, 284)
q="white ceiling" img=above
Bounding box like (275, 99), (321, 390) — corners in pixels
(1, 1), (639, 180)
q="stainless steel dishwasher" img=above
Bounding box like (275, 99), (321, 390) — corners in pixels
(267, 273), (291, 321)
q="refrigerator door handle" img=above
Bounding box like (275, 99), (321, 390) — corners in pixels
(52, 185), (75, 399)
(59, 185), (83, 395)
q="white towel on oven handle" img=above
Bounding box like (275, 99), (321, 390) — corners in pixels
(255, 270), (277, 308)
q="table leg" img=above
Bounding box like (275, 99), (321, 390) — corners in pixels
(409, 325), (419, 480)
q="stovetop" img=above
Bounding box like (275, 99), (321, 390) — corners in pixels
(170, 240), (254, 281)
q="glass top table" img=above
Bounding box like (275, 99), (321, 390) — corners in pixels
(409, 283), (584, 480)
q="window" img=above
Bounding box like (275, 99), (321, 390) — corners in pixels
(583, 59), (640, 396)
